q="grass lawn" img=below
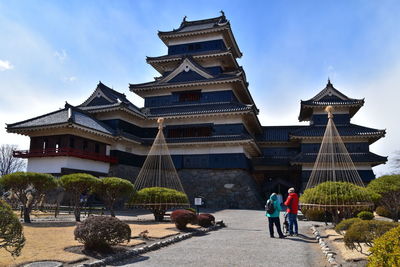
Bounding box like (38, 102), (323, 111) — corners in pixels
(0, 221), (195, 267)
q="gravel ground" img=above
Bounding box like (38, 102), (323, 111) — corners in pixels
(112, 209), (327, 267)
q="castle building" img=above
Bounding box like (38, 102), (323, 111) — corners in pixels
(7, 13), (387, 208)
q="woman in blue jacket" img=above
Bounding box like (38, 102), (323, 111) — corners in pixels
(266, 193), (285, 238)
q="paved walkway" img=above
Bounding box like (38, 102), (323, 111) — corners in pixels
(113, 209), (326, 267)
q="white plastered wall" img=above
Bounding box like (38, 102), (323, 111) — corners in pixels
(27, 157), (110, 174)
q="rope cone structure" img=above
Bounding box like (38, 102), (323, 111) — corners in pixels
(132, 118), (189, 210)
(301, 106), (374, 216)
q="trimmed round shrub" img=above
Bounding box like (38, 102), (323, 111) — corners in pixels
(301, 182), (379, 223)
(74, 215), (131, 251)
(197, 213), (215, 228)
(171, 209), (197, 230)
(344, 220), (399, 254)
(375, 206), (391, 218)
(0, 200), (25, 257)
(368, 225), (400, 266)
(357, 211), (374, 220)
(130, 187), (189, 221)
(301, 181), (380, 206)
(335, 218), (362, 235)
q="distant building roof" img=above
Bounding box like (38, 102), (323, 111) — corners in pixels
(79, 82), (141, 110)
(291, 152), (387, 166)
(7, 104), (115, 136)
(143, 102), (255, 117)
(290, 123), (385, 142)
(299, 80), (364, 121)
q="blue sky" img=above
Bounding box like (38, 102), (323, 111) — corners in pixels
(0, 0), (399, 175)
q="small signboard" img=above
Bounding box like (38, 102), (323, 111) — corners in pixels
(194, 197), (202, 206)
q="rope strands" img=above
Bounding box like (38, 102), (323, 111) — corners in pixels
(301, 106), (375, 221)
(131, 118), (189, 215)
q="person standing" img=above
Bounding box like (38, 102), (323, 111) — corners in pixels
(266, 193), (285, 238)
(284, 187), (299, 236)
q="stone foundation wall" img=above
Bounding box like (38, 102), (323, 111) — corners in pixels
(108, 164), (141, 184)
(178, 169), (263, 209)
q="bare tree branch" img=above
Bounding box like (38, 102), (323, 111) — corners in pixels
(0, 144), (26, 176)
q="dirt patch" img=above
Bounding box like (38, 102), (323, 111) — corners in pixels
(0, 224), (85, 267)
(324, 228), (369, 263)
(0, 221), (196, 266)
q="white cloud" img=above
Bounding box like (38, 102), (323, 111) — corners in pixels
(0, 59), (14, 71)
(54, 49), (67, 62)
(63, 76), (77, 82)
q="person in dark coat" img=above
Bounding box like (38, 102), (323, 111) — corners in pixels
(266, 193), (285, 238)
(284, 187), (299, 236)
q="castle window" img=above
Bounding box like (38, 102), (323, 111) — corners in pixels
(168, 126), (212, 138)
(179, 91), (201, 102)
(83, 140), (88, 151)
(95, 143), (100, 153)
(70, 137), (75, 148)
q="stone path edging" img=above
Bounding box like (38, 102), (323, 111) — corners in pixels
(78, 224), (224, 267)
(310, 225), (341, 267)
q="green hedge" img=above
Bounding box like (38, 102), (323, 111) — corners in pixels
(130, 187), (188, 206)
(357, 211), (374, 220)
(368, 225), (400, 266)
(0, 200), (25, 256)
(301, 181), (380, 206)
(344, 220), (398, 254)
(335, 217), (362, 235)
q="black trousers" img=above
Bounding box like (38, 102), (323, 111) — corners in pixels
(268, 217), (284, 237)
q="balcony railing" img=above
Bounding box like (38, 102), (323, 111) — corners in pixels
(13, 148), (118, 164)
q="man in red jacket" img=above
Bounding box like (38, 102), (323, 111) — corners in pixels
(284, 187), (299, 236)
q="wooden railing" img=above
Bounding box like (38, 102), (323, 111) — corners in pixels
(13, 148), (117, 163)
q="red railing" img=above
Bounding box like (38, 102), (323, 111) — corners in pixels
(13, 148), (117, 163)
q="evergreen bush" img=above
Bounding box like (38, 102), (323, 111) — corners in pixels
(344, 220), (398, 255)
(368, 225), (400, 266)
(60, 173), (99, 222)
(368, 175), (400, 222)
(94, 177), (134, 217)
(300, 181), (380, 223)
(0, 200), (25, 257)
(74, 215), (131, 251)
(171, 209), (197, 230)
(0, 172), (57, 223)
(130, 187), (189, 221)
(335, 217), (362, 235)
(357, 211), (374, 220)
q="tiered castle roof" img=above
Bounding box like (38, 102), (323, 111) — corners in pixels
(299, 80), (364, 121)
(157, 12), (242, 58)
